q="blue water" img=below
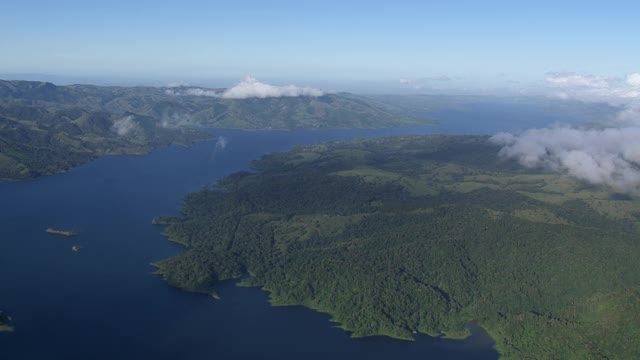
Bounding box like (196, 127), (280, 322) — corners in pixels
(427, 100), (586, 134)
(0, 108), (589, 359)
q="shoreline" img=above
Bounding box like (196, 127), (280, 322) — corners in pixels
(157, 266), (501, 352)
(0, 131), (213, 183)
(0, 123), (438, 183)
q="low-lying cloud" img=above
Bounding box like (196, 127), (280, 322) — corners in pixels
(210, 136), (229, 160)
(111, 115), (138, 136)
(491, 72), (640, 193)
(166, 76), (329, 99)
(222, 76), (327, 99)
(545, 72), (640, 103)
(491, 127), (640, 192)
(215, 136), (228, 150)
(545, 72), (609, 88)
(626, 73), (640, 87)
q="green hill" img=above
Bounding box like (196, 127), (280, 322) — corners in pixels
(153, 135), (640, 359)
(0, 105), (208, 180)
(0, 80), (429, 180)
(0, 80), (426, 130)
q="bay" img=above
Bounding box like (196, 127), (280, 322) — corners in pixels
(0, 105), (586, 359)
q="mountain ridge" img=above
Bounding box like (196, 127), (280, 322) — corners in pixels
(0, 79), (430, 180)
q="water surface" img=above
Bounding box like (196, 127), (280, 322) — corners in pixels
(0, 108), (586, 359)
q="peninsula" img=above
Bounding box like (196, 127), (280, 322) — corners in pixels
(154, 135), (640, 359)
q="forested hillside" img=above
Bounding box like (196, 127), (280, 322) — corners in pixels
(0, 80), (428, 180)
(154, 135), (640, 359)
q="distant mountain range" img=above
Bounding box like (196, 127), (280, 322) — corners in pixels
(0, 80), (429, 180)
(0, 80), (426, 130)
(1, 79), (615, 181)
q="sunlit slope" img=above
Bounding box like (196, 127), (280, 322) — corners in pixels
(154, 135), (640, 359)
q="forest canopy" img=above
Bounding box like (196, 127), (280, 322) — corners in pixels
(154, 135), (640, 359)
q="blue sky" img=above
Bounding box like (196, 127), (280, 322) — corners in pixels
(1, 0), (639, 91)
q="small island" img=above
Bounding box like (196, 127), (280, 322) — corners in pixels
(46, 228), (79, 237)
(154, 135), (640, 359)
(0, 311), (13, 333)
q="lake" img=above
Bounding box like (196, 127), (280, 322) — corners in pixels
(0, 106), (587, 359)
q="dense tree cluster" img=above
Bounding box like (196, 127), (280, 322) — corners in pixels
(154, 135), (640, 359)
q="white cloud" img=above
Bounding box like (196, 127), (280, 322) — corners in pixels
(221, 76), (327, 99)
(616, 103), (640, 126)
(491, 71), (640, 193)
(215, 136), (228, 150)
(165, 77), (328, 99)
(210, 136), (229, 160)
(544, 72), (640, 104)
(545, 73), (609, 88)
(111, 115), (138, 136)
(491, 126), (640, 192)
(626, 73), (640, 87)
